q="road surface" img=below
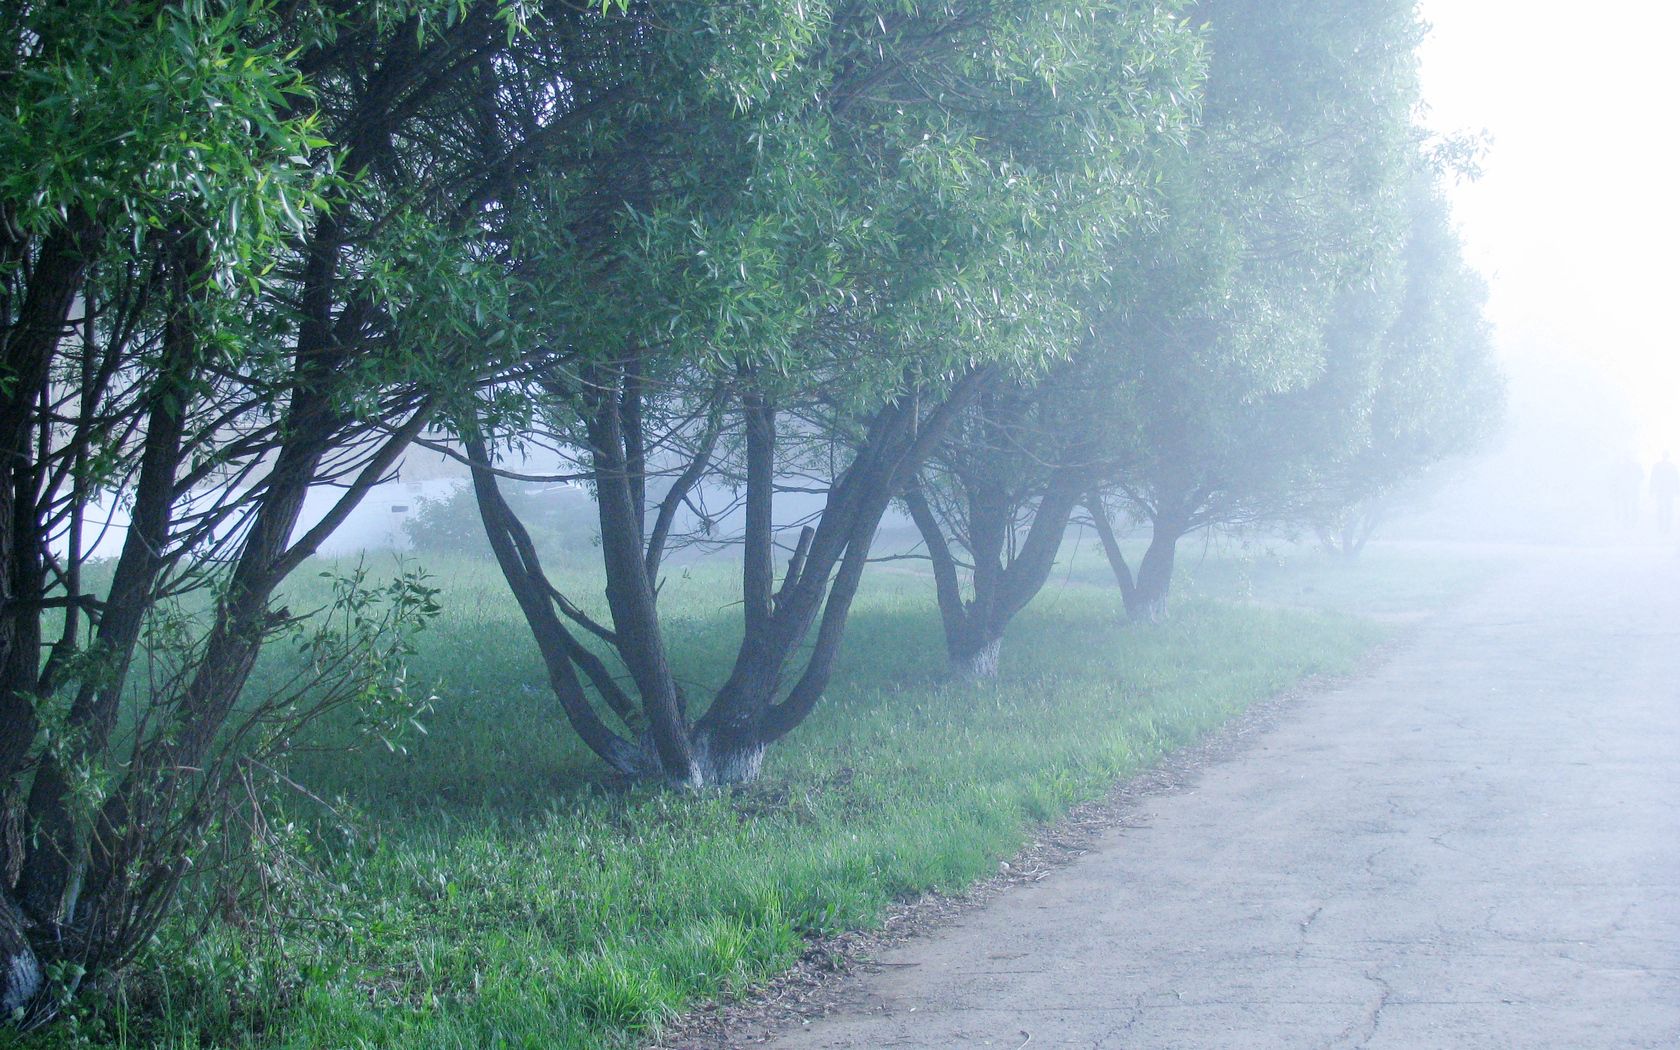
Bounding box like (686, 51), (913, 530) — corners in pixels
(748, 550), (1680, 1049)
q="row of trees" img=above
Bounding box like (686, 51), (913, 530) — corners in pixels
(0, 0), (1496, 1023)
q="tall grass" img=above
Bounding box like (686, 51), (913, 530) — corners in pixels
(28, 542), (1495, 1049)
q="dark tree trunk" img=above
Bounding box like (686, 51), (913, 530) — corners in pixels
(0, 226), (88, 1022)
(906, 471), (1082, 679)
(1089, 499), (1184, 622)
(75, 433), (326, 924)
(0, 892), (41, 1020)
(0, 226), (87, 792)
(1, 10), (557, 1022)
(466, 434), (646, 776)
(470, 370), (988, 786)
(582, 370), (698, 782)
(17, 240), (199, 928)
(693, 390), (935, 774)
(903, 484), (974, 669)
(53, 205), (426, 987)
(1129, 518), (1183, 622)
(1086, 495), (1141, 615)
(66, 397), (427, 970)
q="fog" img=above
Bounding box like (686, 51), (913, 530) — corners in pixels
(1390, 346), (1656, 545)
(341, 1), (1680, 557)
(1408, 0), (1680, 544)
(61, 2), (1680, 564)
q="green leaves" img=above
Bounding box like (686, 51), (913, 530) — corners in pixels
(479, 0), (1203, 424)
(1, 0), (334, 298)
(1052, 0), (1466, 532)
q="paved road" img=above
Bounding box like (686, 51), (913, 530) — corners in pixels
(754, 550), (1680, 1049)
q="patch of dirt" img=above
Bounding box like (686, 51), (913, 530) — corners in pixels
(644, 643), (1400, 1050)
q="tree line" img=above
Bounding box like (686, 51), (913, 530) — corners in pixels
(0, 0), (1497, 1024)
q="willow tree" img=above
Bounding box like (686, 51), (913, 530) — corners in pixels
(901, 357), (1117, 676)
(903, 0), (1434, 675)
(1308, 178), (1502, 556)
(457, 0), (1202, 784)
(1082, 0), (1428, 621)
(0, 0), (626, 1022)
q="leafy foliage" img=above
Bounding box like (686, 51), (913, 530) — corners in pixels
(0, 0), (1498, 1032)
(453, 0), (1205, 785)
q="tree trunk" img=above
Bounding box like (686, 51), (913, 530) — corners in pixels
(475, 373), (988, 786)
(686, 727), (767, 786)
(1320, 504), (1380, 559)
(1086, 496), (1142, 614)
(0, 228), (89, 1024)
(0, 892), (42, 1020)
(1349, 503), (1382, 556)
(584, 375), (698, 783)
(1129, 519), (1183, 622)
(948, 634), (1003, 678)
(466, 433), (646, 776)
(17, 242), (199, 928)
(907, 463), (1081, 679)
(903, 482), (984, 674)
(728, 375), (989, 752)
(0, 226), (88, 792)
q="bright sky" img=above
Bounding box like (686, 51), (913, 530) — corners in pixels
(1419, 0), (1680, 460)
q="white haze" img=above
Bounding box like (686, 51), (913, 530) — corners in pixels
(1420, 0), (1680, 463)
(73, 5), (1680, 559)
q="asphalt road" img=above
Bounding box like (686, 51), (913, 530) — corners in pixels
(752, 550), (1680, 1049)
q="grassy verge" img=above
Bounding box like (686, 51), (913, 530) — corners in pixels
(33, 541), (1496, 1049)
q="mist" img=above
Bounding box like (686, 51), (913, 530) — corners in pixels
(1389, 346), (1663, 547)
(7, 3), (1678, 1044)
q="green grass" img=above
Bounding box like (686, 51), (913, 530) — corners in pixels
(29, 540), (1499, 1049)
(1055, 530), (1506, 618)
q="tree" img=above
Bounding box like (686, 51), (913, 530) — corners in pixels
(906, 0), (1436, 667)
(903, 364), (1103, 677)
(1084, 0), (1427, 620)
(1308, 178), (1503, 556)
(0, 0), (617, 1021)
(458, 0), (1203, 783)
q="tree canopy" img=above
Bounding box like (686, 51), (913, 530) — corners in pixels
(455, 0), (1204, 783)
(0, 0), (1499, 1025)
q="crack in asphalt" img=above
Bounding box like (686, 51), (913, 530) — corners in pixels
(1348, 970), (1395, 1049)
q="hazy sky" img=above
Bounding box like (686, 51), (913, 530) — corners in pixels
(1419, 1), (1680, 460)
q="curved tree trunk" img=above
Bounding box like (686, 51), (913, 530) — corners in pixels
(702, 376), (996, 771)
(1087, 496), (1141, 614)
(474, 370), (989, 787)
(0, 226), (87, 797)
(0, 226), (89, 1025)
(906, 470), (1081, 679)
(1088, 499), (1185, 623)
(1129, 518), (1183, 622)
(17, 242), (200, 930)
(466, 434), (648, 777)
